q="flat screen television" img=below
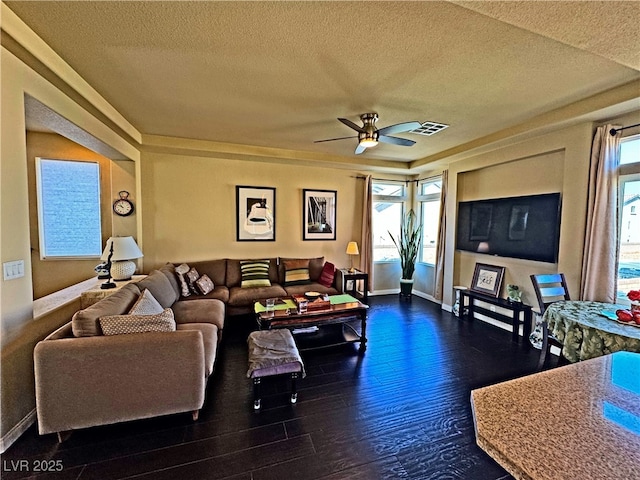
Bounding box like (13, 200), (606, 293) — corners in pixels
(456, 193), (562, 263)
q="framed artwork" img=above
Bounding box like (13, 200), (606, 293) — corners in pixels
(469, 203), (493, 241)
(470, 263), (505, 297)
(236, 186), (275, 241)
(303, 189), (336, 240)
(508, 205), (529, 240)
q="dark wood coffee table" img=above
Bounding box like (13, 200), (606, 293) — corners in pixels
(255, 296), (368, 354)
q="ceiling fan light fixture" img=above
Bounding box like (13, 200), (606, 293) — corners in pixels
(359, 138), (378, 148)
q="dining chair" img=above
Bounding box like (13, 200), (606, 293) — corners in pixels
(530, 273), (571, 370)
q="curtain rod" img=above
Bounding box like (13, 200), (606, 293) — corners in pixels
(609, 123), (640, 136)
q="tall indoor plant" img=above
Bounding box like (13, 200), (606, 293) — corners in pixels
(389, 209), (423, 296)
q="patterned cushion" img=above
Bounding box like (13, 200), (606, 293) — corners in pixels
(318, 261), (336, 288)
(129, 289), (164, 315)
(99, 308), (176, 336)
(185, 267), (200, 294)
(195, 274), (214, 295)
(240, 260), (271, 288)
(283, 259), (311, 286)
(175, 263), (191, 297)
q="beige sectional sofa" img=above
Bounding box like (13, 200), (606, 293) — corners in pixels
(34, 257), (338, 438)
(34, 264), (224, 439)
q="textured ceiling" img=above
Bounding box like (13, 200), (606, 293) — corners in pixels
(4, 1), (640, 168)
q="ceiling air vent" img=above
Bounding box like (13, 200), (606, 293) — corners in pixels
(409, 121), (449, 136)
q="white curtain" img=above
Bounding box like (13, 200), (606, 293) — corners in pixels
(360, 175), (373, 291)
(434, 170), (448, 301)
(580, 124), (621, 302)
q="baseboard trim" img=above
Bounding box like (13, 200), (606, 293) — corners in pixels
(0, 409), (36, 453)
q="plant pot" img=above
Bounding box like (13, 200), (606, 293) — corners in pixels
(400, 278), (414, 297)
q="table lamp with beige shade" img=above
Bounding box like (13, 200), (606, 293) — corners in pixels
(346, 241), (359, 273)
(101, 236), (143, 281)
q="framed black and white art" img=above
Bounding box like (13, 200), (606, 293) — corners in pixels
(303, 189), (336, 241)
(236, 186), (276, 241)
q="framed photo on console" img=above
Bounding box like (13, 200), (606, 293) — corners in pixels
(236, 186), (276, 241)
(470, 263), (505, 297)
(303, 189), (336, 240)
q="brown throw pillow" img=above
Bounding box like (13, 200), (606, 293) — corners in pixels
(195, 274), (214, 295)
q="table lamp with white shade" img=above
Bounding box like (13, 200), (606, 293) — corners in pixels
(101, 236), (143, 281)
(346, 241), (359, 273)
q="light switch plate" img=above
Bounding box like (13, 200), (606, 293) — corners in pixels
(3, 260), (25, 280)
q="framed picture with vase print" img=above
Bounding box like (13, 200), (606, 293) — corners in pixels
(236, 186), (275, 241)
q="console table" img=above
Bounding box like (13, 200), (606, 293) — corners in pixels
(458, 289), (532, 345)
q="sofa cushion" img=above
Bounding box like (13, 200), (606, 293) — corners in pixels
(136, 270), (179, 308)
(195, 274), (214, 295)
(159, 263), (181, 300)
(72, 284), (140, 337)
(228, 284), (287, 307)
(284, 282), (339, 297)
(240, 260), (271, 288)
(172, 298), (225, 331)
(175, 263), (192, 297)
(177, 323), (218, 377)
(283, 259), (311, 286)
(99, 308), (176, 336)
(129, 289), (164, 315)
(318, 261), (336, 288)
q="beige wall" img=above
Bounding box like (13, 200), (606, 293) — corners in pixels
(140, 151), (365, 271)
(442, 122), (594, 309)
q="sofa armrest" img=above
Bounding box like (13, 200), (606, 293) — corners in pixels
(34, 330), (206, 435)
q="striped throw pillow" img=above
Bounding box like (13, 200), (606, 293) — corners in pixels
(240, 260), (272, 288)
(284, 259), (311, 286)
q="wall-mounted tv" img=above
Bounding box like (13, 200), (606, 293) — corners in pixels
(456, 193), (562, 263)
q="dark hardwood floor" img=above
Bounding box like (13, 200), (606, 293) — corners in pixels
(2, 295), (544, 480)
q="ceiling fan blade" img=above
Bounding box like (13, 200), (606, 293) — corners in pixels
(379, 135), (416, 147)
(378, 121), (422, 136)
(338, 118), (366, 133)
(314, 135), (357, 143)
(355, 143), (367, 154)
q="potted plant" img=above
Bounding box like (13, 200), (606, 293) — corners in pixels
(389, 209), (423, 297)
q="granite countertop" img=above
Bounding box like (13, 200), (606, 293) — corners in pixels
(471, 352), (640, 480)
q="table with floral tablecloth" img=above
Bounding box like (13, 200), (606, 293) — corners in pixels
(542, 300), (640, 362)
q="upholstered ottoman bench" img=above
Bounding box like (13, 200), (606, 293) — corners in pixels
(247, 329), (305, 410)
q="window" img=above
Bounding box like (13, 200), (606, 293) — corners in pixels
(372, 181), (406, 261)
(36, 158), (102, 259)
(617, 135), (640, 301)
(418, 177), (442, 265)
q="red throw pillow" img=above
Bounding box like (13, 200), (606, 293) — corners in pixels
(318, 262), (335, 288)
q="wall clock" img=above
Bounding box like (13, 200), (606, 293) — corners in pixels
(113, 190), (134, 217)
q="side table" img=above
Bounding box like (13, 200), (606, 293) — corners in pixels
(80, 275), (146, 308)
(337, 269), (369, 304)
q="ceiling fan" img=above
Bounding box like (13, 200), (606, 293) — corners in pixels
(315, 113), (422, 154)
